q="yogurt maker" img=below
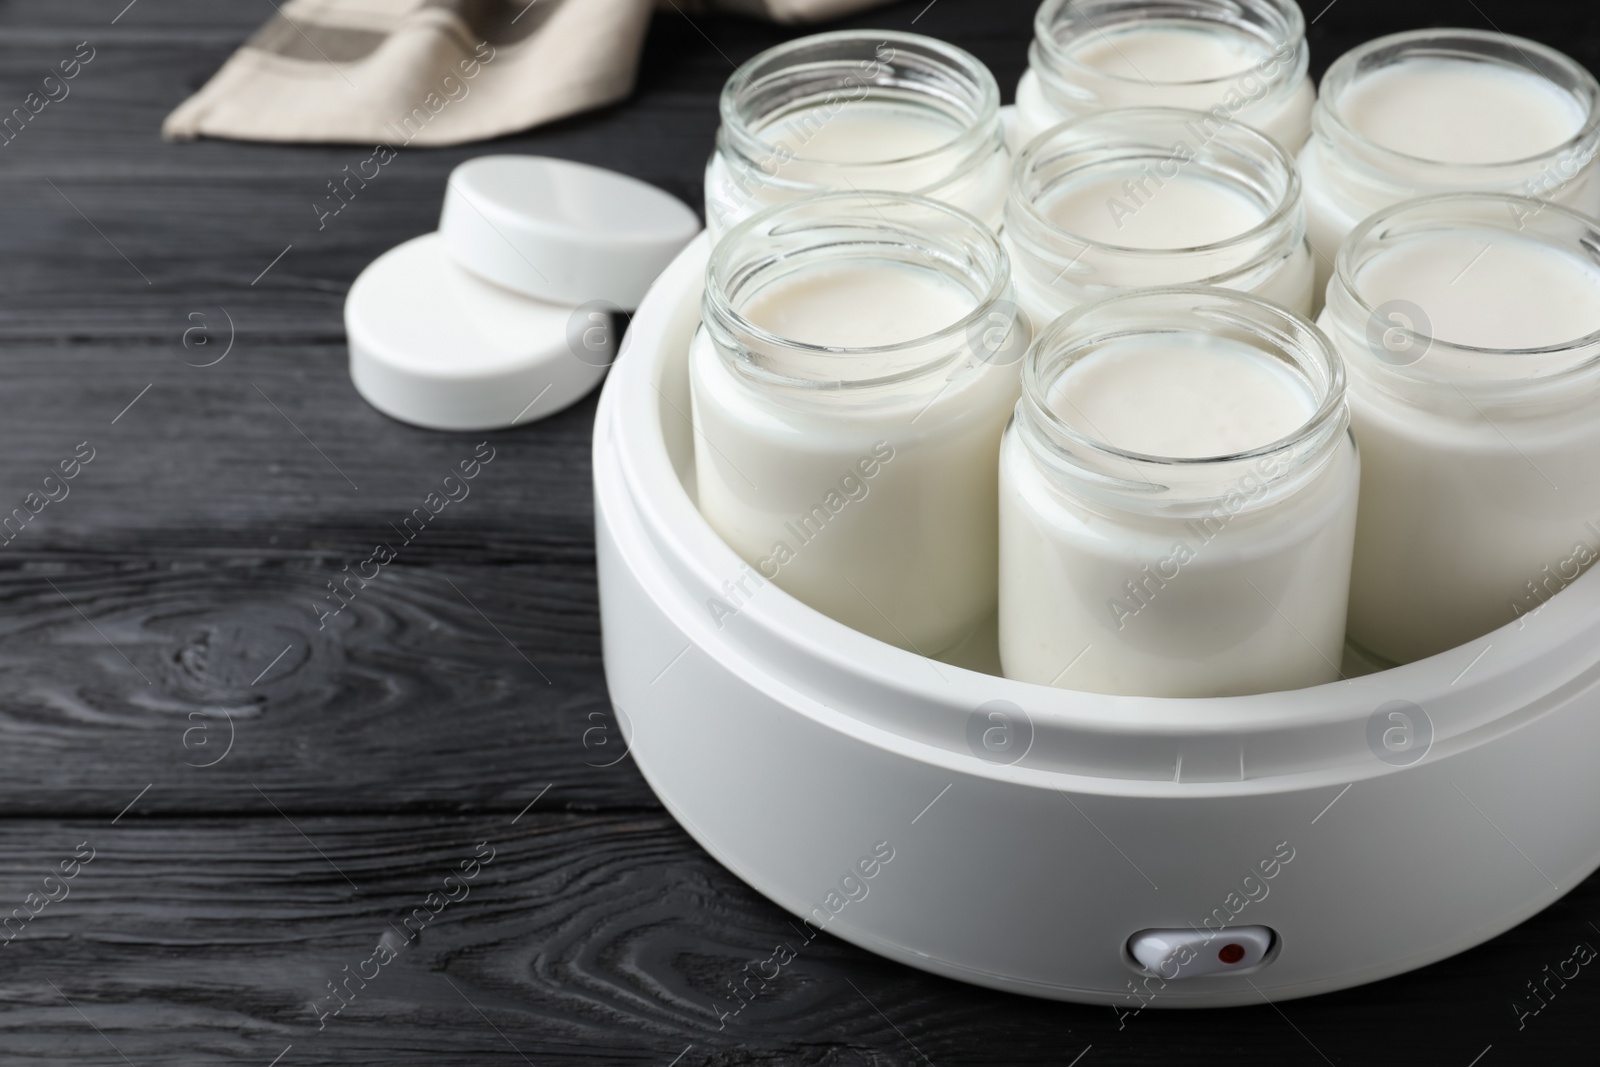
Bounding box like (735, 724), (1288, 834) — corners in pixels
(592, 234), (1600, 1007)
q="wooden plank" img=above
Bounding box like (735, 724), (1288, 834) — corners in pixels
(0, 557), (642, 815)
(2, 814), (1599, 1066)
(0, 336), (598, 535)
(0, 163), (705, 337)
(0, 1), (272, 32)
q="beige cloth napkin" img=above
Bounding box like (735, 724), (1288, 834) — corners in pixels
(163, 0), (892, 146)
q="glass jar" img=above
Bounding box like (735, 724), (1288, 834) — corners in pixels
(703, 31), (1009, 241)
(1003, 107), (1311, 330)
(999, 287), (1357, 697)
(1299, 28), (1600, 307)
(1014, 0), (1314, 154)
(1320, 193), (1600, 665)
(693, 193), (1029, 655)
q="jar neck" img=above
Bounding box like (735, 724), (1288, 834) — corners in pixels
(1029, 0), (1306, 120)
(1310, 29), (1600, 210)
(1323, 192), (1600, 415)
(714, 32), (1002, 204)
(703, 193), (1022, 402)
(1004, 108), (1303, 307)
(1016, 287), (1347, 518)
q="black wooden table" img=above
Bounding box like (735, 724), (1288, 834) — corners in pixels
(2, 1), (1597, 1063)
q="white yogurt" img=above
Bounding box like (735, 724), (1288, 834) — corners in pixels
(737, 261), (973, 348)
(1015, 0), (1315, 153)
(1000, 288), (1358, 697)
(1355, 232), (1600, 350)
(705, 32), (1008, 239)
(1068, 25), (1265, 84)
(1049, 334), (1312, 455)
(1039, 168), (1266, 248)
(1321, 194), (1600, 665)
(1338, 60), (1585, 166)
(1004, 109), (1312, 329)
(757, 105), (963, 169)
(693, 194), (1026, 655)
(1299, 30), (1600, 308)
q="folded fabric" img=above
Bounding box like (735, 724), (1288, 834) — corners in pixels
(163, 0), (893, 146)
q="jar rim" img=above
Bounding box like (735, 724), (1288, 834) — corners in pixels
(1021, 286), (1345, 469)
(704, 191), (1014, 389)
(1328, 192), (1600, 386)
(717, 29), (1001, 174)
(1031, 0), (1305, 90)
(1007, 107), (1302, 261)
(1314, 27), (1600, 177)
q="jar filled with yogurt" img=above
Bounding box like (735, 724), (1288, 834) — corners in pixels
(1321, 193), (1600, 665)
(1004, 107), (1312, 329)
(999, 287), (1358, 697)
(704, 31), (1009, 240)
(693, 193), (1028, 655)
(1299, 28), (1600, 305)
(1014, 0), (1314, 154)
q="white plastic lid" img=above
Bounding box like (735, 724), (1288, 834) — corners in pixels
(347, 233), (615, 432)
(439, 155), (701, 310)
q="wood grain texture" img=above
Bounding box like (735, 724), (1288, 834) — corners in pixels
(0, 337), (600, 536)
(5, 814), (1600, 1066)
(3, 0), (1600, 1063)
(0, 556), (636, 815)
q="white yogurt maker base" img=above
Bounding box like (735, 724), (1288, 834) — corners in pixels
(593, 234), (1600, 1007)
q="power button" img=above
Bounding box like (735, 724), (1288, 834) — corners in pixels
(1128, 926), (1275, 978)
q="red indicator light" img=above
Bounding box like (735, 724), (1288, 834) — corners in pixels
(1218, 943), (1246, 964)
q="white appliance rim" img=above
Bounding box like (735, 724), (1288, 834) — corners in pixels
(598, 233), (1600, 785)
